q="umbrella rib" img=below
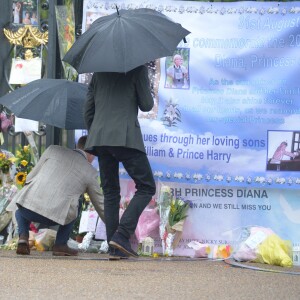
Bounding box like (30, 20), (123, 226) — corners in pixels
(135, 19), (183, 50)
(77, 18), (117, 72)
(118, 18), (128, 73)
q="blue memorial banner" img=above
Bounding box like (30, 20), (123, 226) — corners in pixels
(81, 0), (300, 190)
(80, 1), (300, 254)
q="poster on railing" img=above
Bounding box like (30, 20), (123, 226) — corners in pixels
(79, 1), (300, 253)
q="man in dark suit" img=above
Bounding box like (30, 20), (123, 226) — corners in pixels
(84, 65), (156, 258)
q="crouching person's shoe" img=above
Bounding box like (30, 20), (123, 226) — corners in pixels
(52, 244), (78, 256)
(109, 232), (138, 258)
(16, 234), (30, 255)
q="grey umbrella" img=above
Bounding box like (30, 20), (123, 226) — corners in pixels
(63, 8), (190, 73)
(0, 79), (88, 130)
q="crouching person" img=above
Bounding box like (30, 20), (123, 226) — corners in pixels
(6, 135), (104, 256)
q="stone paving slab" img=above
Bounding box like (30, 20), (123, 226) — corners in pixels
(1, 249), (300, 300)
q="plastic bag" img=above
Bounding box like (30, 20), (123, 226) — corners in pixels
(0, 211), (12, 232)
(232, 226), (292, 267)
(135, 207), (160, 243)
(187, 241), (210, 258)
(254, 234), (292, 267)
(232, 226), (274, 262)
(34, 229), (57, 251)
(188, 241), (232, 259)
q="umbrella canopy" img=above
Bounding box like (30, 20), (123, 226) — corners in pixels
(63, 8), (190, 73)
(0, 79), (88, 130)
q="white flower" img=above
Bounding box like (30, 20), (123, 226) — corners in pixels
(161, 185), (171, 194)
(174, 172), (183, 179)
(171, 199), (185, 207)
(227, 8), (237, 14)
(290, 7), (300, 14)
(235, 176), (245, 183)
(255, 176), (266, 184)
(193, 173), (203, 181)
(281, 8), (287, 15)
(275, 177), (286, 184)
(154, 171), (163, 178)
(165, 171), (171, 179)
(214, 175), (223, 182)
(165, 105), (177, 121)
(246, 7), (257, 14)
(268, 7), (279, 14)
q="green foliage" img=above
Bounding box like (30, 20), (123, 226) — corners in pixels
(168, 199), (190, 227)
(71, 194), (89, 237)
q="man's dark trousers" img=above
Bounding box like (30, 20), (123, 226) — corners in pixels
(96, 146), (156, 242)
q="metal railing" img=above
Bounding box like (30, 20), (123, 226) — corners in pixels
(2, 124), (47, 157)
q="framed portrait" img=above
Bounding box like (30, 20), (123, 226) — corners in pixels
(165, 48), (190, 90)
(12, 0), (39, 26)
(266, 130), (300, 172)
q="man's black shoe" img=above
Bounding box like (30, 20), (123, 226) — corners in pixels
(109, 232), (138, 258)
(109, 248), (129, 260)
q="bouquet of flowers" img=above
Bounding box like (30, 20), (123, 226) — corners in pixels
(157, 184), (190, 256)
(157, 185), (172, 255)
(0, 152), (13, 175)
(0, 151), (15, 187)
(13, 144), (34, 188)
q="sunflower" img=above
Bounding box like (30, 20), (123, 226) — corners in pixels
(16, 172), (27, 185)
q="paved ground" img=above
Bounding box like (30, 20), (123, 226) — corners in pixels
(0, 250), (300, 300)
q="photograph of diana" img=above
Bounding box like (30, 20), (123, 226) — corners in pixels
(266, 130), (300, 171)
(165, 48), (190, 89)
(12, 1), (22, 24)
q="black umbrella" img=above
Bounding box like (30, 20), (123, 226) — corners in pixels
(0, 79), (88, 130)
(63, 8), (190, 73)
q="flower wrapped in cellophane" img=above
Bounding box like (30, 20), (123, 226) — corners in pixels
(157, 184), (190, 256)
(165, 198), (190, 256)
(135, 198), (160, 244)
(157, 185), (172, 255)
(12, 144), (35, 188)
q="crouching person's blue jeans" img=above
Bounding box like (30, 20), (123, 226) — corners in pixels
(15, 206), (76, 245)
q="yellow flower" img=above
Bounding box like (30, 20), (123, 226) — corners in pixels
(16, 151), (21, 157)
(23, 146), (29, 152)
(8, 157), (17, 163)
(84, 193), (90, 202)
(0, 153), (5, 159)
(20, 160), (28, 166)
(170, 203), (176, 214)
(16, 172), (27, 185)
